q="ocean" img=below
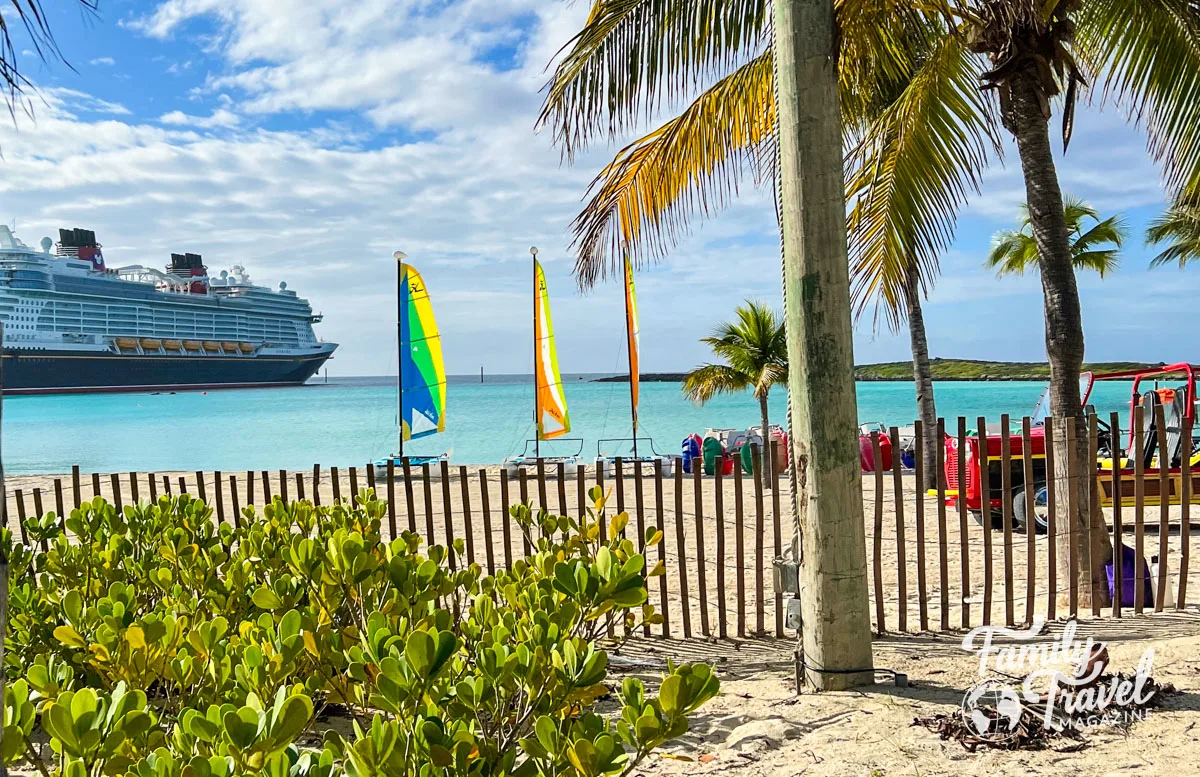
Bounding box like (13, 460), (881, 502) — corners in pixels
(1, 374), (1145, 474)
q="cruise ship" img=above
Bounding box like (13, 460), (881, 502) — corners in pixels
(0, 225), (337, 394)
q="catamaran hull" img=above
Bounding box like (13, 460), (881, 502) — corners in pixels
(0, 349), (333, 395)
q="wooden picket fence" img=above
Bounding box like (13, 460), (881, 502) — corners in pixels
(9, 409), (1198, 642)
(3, 443), (794, 642)
(866, 410), (1200, 635)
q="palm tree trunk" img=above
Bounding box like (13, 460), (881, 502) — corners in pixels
(759, 393), (773, 490)
(1003, 76), (1112, 606)
(904, 264), (938, 491)
(773, 0), (873, 689)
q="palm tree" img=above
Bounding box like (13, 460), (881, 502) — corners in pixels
(682, 301), (786, 487)
(0, 1), (98, 112)
(1147, 199), (1200, 268)
(987, 196), (1127, 277)
(539, 0), (1200, 607)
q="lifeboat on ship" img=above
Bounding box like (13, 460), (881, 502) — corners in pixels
(239, 342), (254, 353)
(203, 341), (220, 351)
(220, 341), (239, 352)
(163, 340), (182, 351)
(114, 337), (138, 350)
(183, 340), (203, 351)
(140, 338), (162, 350)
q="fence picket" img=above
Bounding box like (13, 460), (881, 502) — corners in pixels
(1089, 414), (1102, 617)
(634, 461), (649, 637)
(673, 465), (692, 638)
(889, 426), (908, 632)
(871, 432), (886, 634)
(229, 475), (241, 527)
(295, 472), (305, 501)
(479, 470), (495, 575)
(1133, 406), (1145, 616)
(459, 467), (475, 566)
(957, 419), (970, 628)
(128, 472), (139, 504)
(214, 471), (225, 523)
(913, 420), (928, 632)
(440, 461), (456, 570)
(1180, 415), (1192, 610)
(654, 459), (670, 638)
(1066, 417), (1080, 619)
(499, 470), (513, 571)
(387, 459), (398, 538)
(977, 417), (992, 626)
(422, 464), (436, 544)
(693, 464), (710, 637)
(72, 466), (81, 509)
(752, 444), (765, 636)
(1021, 418), (1036, 624)
(1111, 412), (1124, 618)
(734, 458), (746, 638)
(1154, 403), (1170, 613)
(110, 474), (122, 512)
(196, 471), (207, 502)
(772, 441), (783, 636)
(312, 465), (321, 506)
(403, 459), (416, 533)
(279, 470), (289, 503)
(1045, 419), (1057, 621)
(936, 419), (949, 631)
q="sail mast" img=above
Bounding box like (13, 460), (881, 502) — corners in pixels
(531, 246), (540, 459)
(394, 250), (407, 460)
(623, 255), (639, 458)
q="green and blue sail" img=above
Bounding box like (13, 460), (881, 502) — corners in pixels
(399, 264), (446, 441)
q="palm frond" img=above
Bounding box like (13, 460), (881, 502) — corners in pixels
(1147, 202), (1200, 267)
(1076, 0), (1200, 195)
(0, 0), (98, 116)
(681, 364), (753, 404)
(1071, 249), (1121, 276)
(537, 0), (770, 158)
(985, 229), (1038, 276)
(846, 31), (1001, 330)
(1072, 214), (1129, 256)
(570, 52), (775, 287)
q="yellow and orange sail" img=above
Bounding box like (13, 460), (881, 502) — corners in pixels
(534, 260), (571, 440)
(624, 255), (640, 434)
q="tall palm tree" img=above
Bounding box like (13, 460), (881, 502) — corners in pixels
(539, 0), (1200, 605)
(987, 196), (1127, 277)
(682, 300), (786, 486)
(1147, 199), (1200, 268)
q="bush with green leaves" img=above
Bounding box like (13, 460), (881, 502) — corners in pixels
(2, 487), (718, 776)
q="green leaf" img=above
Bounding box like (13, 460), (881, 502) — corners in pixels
(53, 625), (87, 649)
(251, 586), (284, 610)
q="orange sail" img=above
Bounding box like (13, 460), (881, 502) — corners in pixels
(624, 255), (640, 436)
(534, 259), (570, 440)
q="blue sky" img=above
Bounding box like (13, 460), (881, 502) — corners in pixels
(1, 0), (1196, 377)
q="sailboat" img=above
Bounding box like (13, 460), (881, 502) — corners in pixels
(374, 251), (449, 479)
(594, 255), (672, 475)
(504, 247), (582, 475)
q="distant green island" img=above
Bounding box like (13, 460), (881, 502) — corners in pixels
(593, 359), (1166, 383)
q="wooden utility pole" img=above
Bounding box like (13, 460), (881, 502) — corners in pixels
(773, 0), (874, 690)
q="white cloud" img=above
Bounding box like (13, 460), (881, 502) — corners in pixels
(90, 56), (116, 66)
(159, 108), (241, 129)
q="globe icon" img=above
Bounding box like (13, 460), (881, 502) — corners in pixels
(961, 678), (1023, 742)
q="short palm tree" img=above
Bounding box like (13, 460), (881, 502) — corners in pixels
(1147, 199), (1200, 268)
(682, 301), (786, 486)
(987, 196), (1127, 277)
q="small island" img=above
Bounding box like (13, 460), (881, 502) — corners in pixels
(593, 358), (1167, 383)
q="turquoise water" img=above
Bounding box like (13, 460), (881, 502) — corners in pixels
(1, 375), (1144, 474)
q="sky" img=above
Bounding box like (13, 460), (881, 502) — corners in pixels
(0, 0), (1196, 377)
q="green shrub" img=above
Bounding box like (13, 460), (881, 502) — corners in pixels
(2, 488), (717, 777)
